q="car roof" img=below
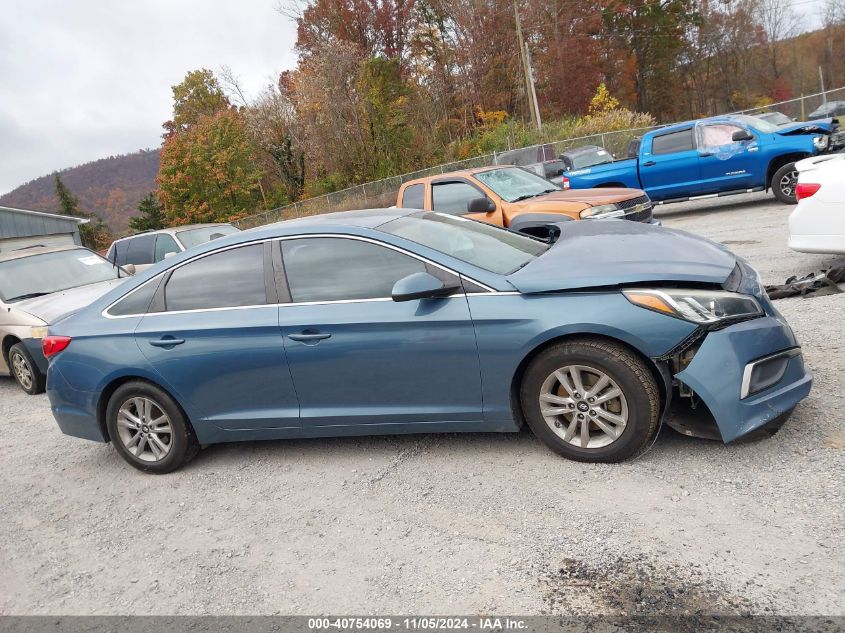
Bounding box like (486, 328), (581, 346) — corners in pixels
(110, 223), (231, 243)
(0, 244), (87, 263)
(561, 145), (605, 156)
(248, 208), (416, 235)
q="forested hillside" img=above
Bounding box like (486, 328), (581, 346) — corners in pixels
(0, 149), (159, 231)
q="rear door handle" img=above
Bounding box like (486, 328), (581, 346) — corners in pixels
(288, 332), (332, 342)
(642, 160), (656, 167)
(149, 337), (185, 348)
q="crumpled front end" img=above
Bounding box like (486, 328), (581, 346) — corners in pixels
(673, 315), (812, 442)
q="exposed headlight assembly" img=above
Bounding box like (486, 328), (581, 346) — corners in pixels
(622, 289), (763, 325)
(813, 135), (829, 151)
(580, 203), (624, 219)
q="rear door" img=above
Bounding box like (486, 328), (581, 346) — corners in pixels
(134, 242), (300, 431)
(276, 235), (483, 429)
(639, 128), (701, 200)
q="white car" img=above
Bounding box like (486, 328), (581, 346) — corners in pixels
(788, 154), (845, 255)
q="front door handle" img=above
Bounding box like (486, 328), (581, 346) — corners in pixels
(149, 337), (185, 348)
(642, 160), (657, 167)
(288, 332), (332, 343)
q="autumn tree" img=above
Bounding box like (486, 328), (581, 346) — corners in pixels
(54, 173), (113, 250)
(158, 109), (265, 224)
(163, 69), (231, 137)
(128, 192), (166, 232)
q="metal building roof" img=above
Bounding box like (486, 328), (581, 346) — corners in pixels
(0, 206), (89, 239)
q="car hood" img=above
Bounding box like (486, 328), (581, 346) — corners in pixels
(776, 118), (836, 135)
(14, 278), (128, 324)
(507, 220), (737, 293)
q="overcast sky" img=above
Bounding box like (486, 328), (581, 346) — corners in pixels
(0, 0), (297, 194)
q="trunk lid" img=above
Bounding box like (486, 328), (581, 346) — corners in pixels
(507, 220), (736, 293)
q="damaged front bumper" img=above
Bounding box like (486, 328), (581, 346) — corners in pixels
(672, 315), (812, 442)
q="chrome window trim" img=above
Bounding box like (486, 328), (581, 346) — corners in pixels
(102, 233), (495, 319)
(740, 347), (801, 399)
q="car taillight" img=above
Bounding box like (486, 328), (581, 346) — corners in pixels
(42, 336), (72, 358)
(796, 183), (821, 200)
(562, 177), (571, 190)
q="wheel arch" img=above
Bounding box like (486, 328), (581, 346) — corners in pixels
(96, 375), (195, 443)
(595, 182), (627, 188)
(2, 334), (22, 366)
(509, 332), (669, 427)
(766, 153), (809, 189)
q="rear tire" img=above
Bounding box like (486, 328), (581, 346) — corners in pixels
(520, 339), (660, 463)
(9, 343), (45, 395)
(106, 381), (199, 474)
(772, 162), (799, 204)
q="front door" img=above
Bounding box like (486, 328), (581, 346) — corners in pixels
(135, 243), (300, 431)
(696, 122), (758, 192)
(276, 236), (483, 428)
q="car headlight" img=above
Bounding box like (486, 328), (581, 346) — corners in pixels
(813, 135), (829, 150)
(580, 204), (625, 219)
(622, 289), (763, 325)
(30, 326), (49, 339)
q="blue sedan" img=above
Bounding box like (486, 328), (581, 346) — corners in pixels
(44, 210), (812, 473)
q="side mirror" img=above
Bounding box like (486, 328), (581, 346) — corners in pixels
(163, 251), (177, 259)
(392, 272), (459, 302)
(732, 130), (754, 142)
(467, 197), (496, 214)
(122, 264), (136, 275)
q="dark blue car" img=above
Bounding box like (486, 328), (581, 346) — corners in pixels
(44, 210), (812, 473)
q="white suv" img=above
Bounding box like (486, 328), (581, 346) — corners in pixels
(106, 223), (239, 272)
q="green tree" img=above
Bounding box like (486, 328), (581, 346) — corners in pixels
(158, 109), (265, 224)
(128, 193), (166, 232)
(163, 69), (231, 137)
(53, 173), (113, 251)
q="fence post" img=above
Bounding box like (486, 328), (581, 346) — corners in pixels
(801, 94), (805, 121)
(601, 134), (606, 149)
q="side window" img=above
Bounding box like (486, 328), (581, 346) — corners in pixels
(122, 234), (156, 265)
(108, 278), (162, 316)
(401, 184), (425, 209)
(164, 244), (266, 311)
(154, 234), (181, 262)
(432, 181), (484, 215)
(651, 129), (694, 155)
(698, 124), (748, 150)
(282, 238), (427, 303)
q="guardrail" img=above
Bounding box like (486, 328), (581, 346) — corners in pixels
(233, 86), (845, 230)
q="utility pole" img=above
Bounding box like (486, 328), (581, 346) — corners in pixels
(819, 66), (827, 107)
(514, 0), (540, 130)
(525, 42), (542, 131)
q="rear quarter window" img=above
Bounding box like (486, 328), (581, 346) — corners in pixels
(401, 184), (425, 209)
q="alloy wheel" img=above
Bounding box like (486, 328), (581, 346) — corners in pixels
(779, 170), (798, 199)
(538, 364), (629, 449)
(11, 351), (33, 391)
(115, 397), (173, 462)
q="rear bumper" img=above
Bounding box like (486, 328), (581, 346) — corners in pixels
(674, 316), (812, 443)
(47, 363), (107, 443)
(22, 337), (49, 374)
(788, 233), (845, 255)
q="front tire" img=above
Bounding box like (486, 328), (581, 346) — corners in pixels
(9, 342), (45, 395)
(520, 339), (660, 463)
(106, 381), (198, 473)
(772, 162), (799, 204)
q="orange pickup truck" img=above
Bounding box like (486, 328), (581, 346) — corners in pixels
(396, 166), (657, 235)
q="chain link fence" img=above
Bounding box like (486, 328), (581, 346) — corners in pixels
(234, 86), (845, 230)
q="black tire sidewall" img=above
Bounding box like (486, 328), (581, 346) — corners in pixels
(9, 343), (45, 395)
(106, 381), (194, 474)
(772, 163), (798, 205)
(520, 342), (658, 463)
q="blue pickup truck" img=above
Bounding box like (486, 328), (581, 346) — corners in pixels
(563, 114), (843, 204)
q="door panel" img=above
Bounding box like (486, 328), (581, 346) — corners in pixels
(279, 297), (483, 427)
(696, 123), (758, 191)
(136, 307), (299, 430)
(640, 128), (701, 200)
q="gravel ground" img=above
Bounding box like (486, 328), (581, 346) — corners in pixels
(1, 193), (843, 618)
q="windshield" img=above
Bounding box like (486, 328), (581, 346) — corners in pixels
(0, 249), (120, 303)
(474, 167), (559, 203)
(379, 212), (548, 275)
(176, 225), (239, 249)
(759, 112), (791, 126)
(733, 114), (778, 133)
(571, 149), (613, 169)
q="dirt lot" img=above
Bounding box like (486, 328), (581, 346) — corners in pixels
(1, 193), (843, 617)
